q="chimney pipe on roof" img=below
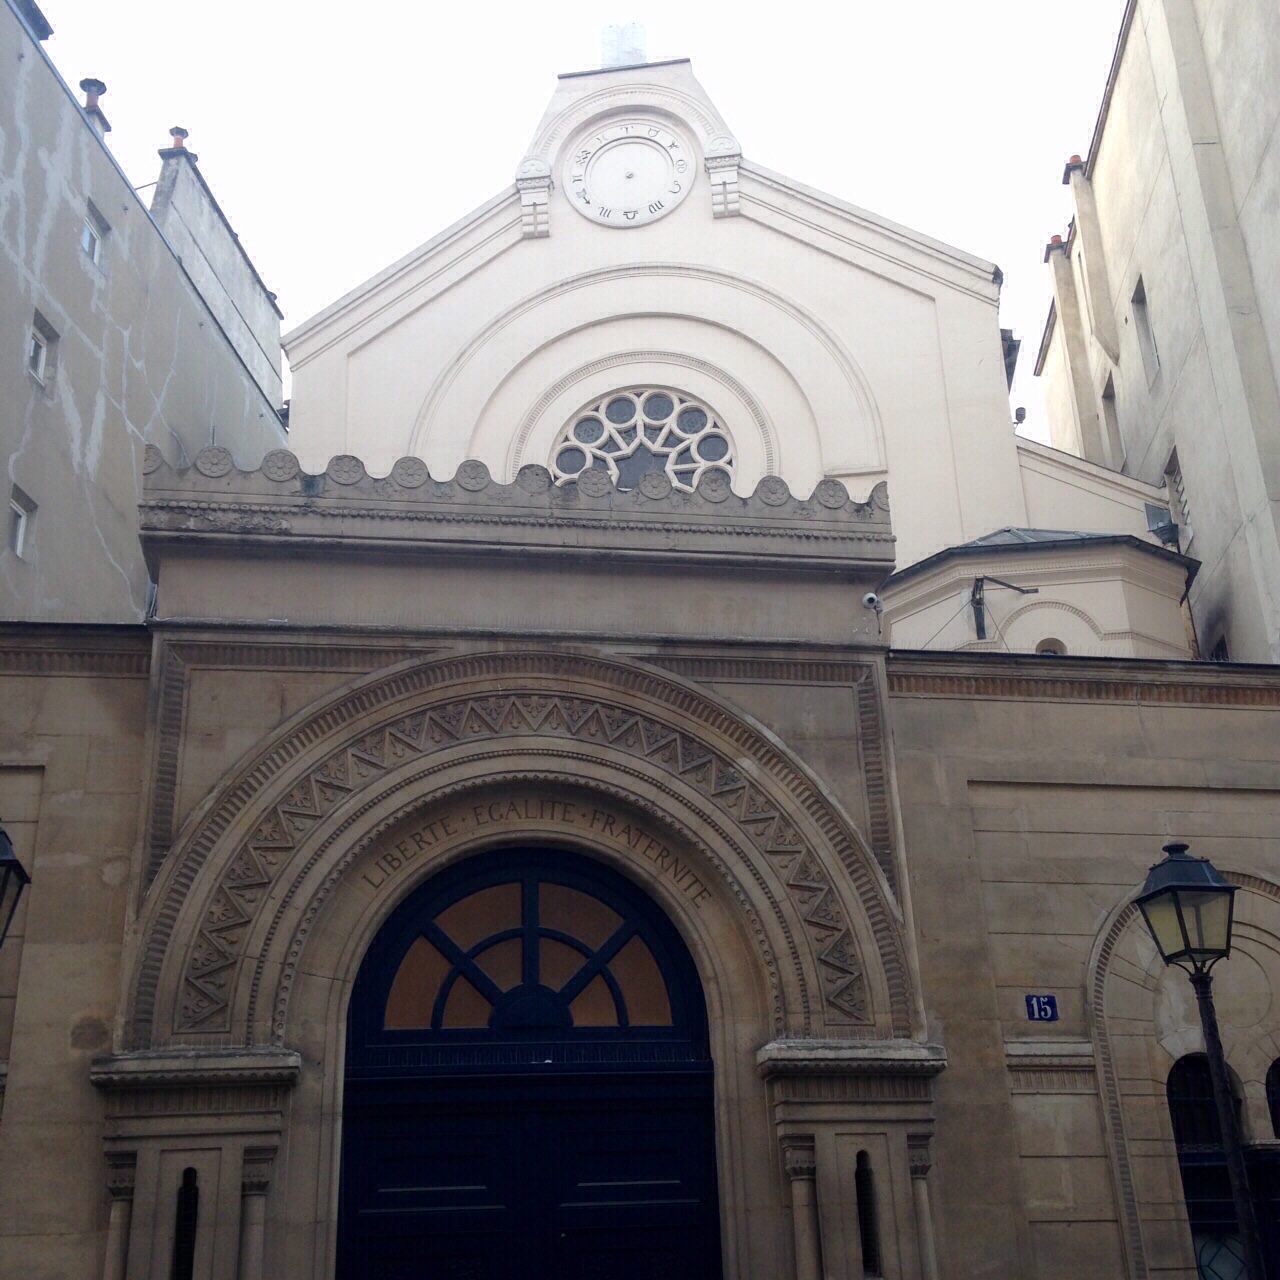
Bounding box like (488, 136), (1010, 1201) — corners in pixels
(159, 127), (199, 164)
(79, 78), (111, 136)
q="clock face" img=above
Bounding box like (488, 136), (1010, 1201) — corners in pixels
(564, 121), (693, 226)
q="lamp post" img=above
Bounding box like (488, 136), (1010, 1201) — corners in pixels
(1135, 841), (1264, 1279)
(0, 820), (30, 949)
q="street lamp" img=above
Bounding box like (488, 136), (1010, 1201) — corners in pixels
(0, 820), (30, 949)
(1135, 841), (1264, 1279)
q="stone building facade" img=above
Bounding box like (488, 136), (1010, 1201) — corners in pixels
(2, 459), (1279, 1279)
(2, 16), (1280, 1280)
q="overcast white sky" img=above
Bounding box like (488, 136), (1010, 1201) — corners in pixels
(37, 0), (1127, 435)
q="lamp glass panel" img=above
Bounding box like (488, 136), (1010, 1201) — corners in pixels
(1179, 889), (1232, 956)
(1140, 893), (1188, 961)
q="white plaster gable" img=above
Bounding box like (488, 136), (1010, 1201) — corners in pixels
(519, 58), (740, 174)
(282, 57), (1034, 569)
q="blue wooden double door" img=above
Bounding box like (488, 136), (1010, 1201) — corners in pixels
(338, 847), (722, 1280)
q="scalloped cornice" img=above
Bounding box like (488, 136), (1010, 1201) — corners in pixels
(141, 450), (893, 573)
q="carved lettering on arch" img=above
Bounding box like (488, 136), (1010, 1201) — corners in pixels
(179, 692), (872, 1032)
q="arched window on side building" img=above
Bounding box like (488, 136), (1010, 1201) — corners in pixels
(1167, 1054), (1243, 1280)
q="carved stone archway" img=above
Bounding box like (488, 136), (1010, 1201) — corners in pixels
(127, 650), (913, 1051)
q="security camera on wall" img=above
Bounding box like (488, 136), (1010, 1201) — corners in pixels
(862, 592), (882, 612)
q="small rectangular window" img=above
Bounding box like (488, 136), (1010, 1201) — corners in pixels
(81, 218), (101, 262)
(81, 201), (109, 265)
(8, 487), (35, 559)
(1101, 375), (1125, 468)
(26, 329), (47, 382)
(1132, 277), (1160, 381)
(1164, 449), (1192, 543)
(26, 311), (58, 388)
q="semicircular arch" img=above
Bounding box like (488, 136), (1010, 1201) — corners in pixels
(128, 651), (912, 1051)
(503, 347), (779, 480)
(408, 264), (885, 482)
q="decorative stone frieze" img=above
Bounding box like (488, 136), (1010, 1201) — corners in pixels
(888, 651), (1280, 707)
(757, 1038), (948, 1078)
(89, 1049), (301, 1134)
(1004, 1039), (1097, 1093)
(126, 649), (913, 1049)
(758, 1040), (946, 1105)
(0, 626), (150, 676)
(89, 1048), (301, 1084)
(165, 668), (890, 1036)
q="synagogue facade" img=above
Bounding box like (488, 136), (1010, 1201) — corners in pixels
(3, 14), (1280, 1280)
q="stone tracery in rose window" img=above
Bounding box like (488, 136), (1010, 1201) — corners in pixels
(549, 389), (735, 492)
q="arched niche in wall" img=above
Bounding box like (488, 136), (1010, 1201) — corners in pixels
(995, 599), (1107, 657)
(409, 264), (885, 495)
(1088, 872), (1280, 1279)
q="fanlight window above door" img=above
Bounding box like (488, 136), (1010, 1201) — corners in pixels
(347, 848), (709, 1074)
(384, 877), (673, 1031)
(550, 389), (734, 492)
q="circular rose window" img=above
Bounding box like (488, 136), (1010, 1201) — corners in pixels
(550, 390), (735, 492)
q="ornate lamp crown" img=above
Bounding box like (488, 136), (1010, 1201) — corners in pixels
(1135, 841), (1236, 972)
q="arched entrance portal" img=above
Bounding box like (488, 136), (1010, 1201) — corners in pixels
(339, 847), (722, 1279)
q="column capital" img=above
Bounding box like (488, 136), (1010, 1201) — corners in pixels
(781, 1134), (817, 1181)
(907, 1133), (932, 1180)
(242, 1146), (276, 1197)
(106, 1151), (137, 1201)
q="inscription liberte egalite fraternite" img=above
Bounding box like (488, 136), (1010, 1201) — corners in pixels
(360, 796), (713, 908)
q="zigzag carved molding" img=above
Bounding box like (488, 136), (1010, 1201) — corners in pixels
(132, 652), (910, 1044)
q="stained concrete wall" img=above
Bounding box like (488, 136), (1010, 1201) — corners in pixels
(1036, 0), (1280, 663)
(0, 0), (285, 624)
(150, 149), (283, 409)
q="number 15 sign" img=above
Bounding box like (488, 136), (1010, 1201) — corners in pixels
(1025, 994), (1059, 1022)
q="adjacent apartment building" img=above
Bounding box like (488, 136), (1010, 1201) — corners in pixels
(1035, 0), (1280, 664)
(1, 0), (285, 623)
